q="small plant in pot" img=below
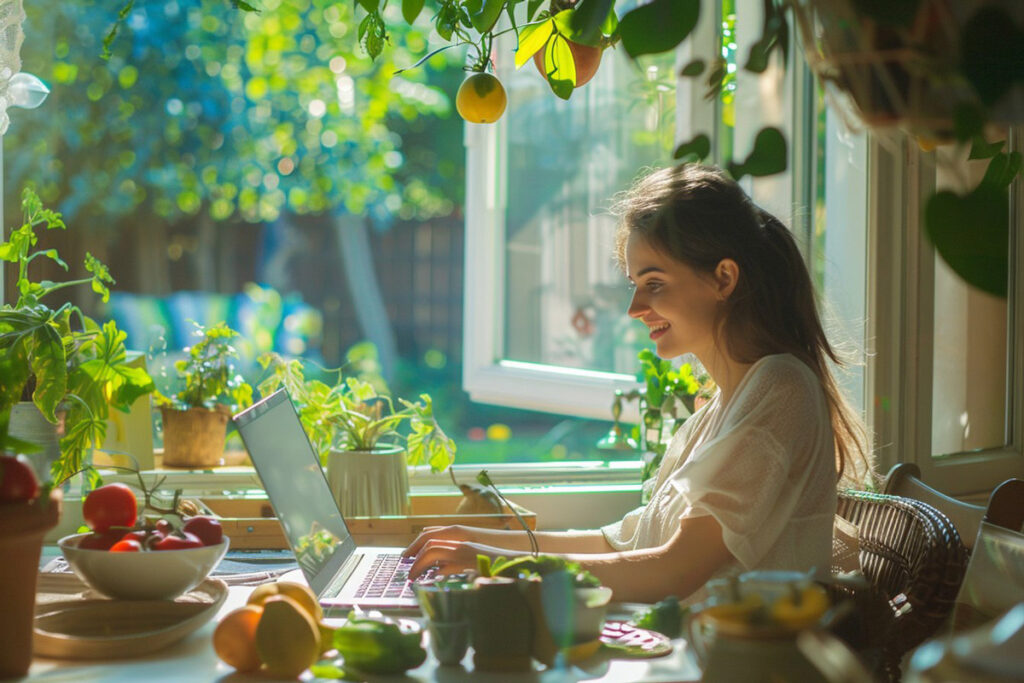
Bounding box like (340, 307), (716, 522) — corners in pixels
(258, 348), (456, 517)
(0, 187), (155, 487)
(155, 322), (253, 468)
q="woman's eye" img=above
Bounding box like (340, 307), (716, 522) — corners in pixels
(646, 281), (663, 292)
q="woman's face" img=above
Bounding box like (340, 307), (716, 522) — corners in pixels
(625, 233), (723, 360)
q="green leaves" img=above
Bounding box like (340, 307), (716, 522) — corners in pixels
(359, 11), (389, 60)
(539, 32), (577, 100)
(402, 0), (425, 24)
(727, 127), (788, 180)
(466, 0), (504, 34)
(166, 321), (252, 410)
(960, 6), (1024, 107)
(673, 133), (711, 162)
(924, 151), (1020, 297)
(562, 0), (615, 47)
(514, 20), (554, 69)
(619, 0), (699, 59)
(744, 0), (788, 74)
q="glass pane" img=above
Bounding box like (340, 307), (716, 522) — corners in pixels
(500, 43), (677, 374)
(931, 147), (1010, 455)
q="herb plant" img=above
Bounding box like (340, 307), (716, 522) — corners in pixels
(155, 321), (253, 412)
(0, 188), (154, 485)
(257, 350), (456, 473)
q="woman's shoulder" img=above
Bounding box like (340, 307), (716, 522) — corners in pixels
(732, 354), (826, 417)
(747, 353), (820, 391)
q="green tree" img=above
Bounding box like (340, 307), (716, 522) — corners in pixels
(5, 0), (461, 230)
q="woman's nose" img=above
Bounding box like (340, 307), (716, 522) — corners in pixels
(627, 289), (647, 319)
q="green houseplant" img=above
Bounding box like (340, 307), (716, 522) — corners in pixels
(258, 347), (457, 517)
(0, 187), (155, 487)
(154, 321), (253, 468)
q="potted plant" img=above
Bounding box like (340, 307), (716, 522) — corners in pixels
(154, 321), (253, 467)
(258, 348), (456, 517)
(0, 187), (155, 487)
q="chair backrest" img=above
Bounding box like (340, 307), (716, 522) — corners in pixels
(984, 478), (1024, 532)
(882, 463), (985, 551)
(883, 464), (1024, 550)
(835, 490), (968, 682)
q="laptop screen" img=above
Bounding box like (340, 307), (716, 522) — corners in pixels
(233, 389), (357, 596)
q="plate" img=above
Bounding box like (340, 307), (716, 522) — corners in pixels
(600, 620), (674, 659)
(33, 578), (228, 660)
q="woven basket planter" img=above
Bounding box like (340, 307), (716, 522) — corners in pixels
(160, 404), (231, 468)
(792, 0), (1024, 138)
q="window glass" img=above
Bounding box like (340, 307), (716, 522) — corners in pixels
(931, 148), (1010, 456)
(499, 42), (678, 375)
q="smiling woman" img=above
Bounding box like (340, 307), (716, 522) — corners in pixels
(406, 164), (875, 604)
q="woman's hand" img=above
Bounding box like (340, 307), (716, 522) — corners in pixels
(403, 525), (476, 559)
(406, 536), (504, 580)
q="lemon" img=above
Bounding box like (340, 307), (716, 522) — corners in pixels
(456, 72), (508, 124)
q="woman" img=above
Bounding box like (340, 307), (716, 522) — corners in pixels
(406, 164), (873, 603)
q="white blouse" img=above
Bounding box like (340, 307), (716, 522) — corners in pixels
(602, 354), (837, 585)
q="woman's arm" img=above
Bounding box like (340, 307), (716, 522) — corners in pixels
(569, 515), (733, 603)
(405, 525), (613, 558)
(406, 515), (734, 604)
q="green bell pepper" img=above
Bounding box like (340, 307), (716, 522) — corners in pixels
(333, 613), (427, 674)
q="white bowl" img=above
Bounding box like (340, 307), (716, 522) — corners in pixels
(58, 533), (229, 600)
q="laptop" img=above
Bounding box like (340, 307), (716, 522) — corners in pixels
(233, 389), (432, 608)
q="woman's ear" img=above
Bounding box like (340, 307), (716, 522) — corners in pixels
(713, 259), (740, 300)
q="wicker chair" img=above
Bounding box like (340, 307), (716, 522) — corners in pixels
(883, 464), (1024, 550)
(830, 490), (968, 682)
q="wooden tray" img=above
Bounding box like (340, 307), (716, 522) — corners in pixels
(33, 577), (227, 660)
(197, 494), (537, 549)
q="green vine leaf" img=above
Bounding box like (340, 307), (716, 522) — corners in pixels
(619, 0), (699, 59)
(727, 127), (788, 180)
(514, 19), (553, 68)
(673, 133), (710, 162)
(401, 0), (425, 24)
(564, 0), (615, 47)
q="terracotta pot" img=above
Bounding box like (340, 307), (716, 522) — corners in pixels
(160, 405), (231, 467)
(325, 444), (410, 517)
(0, 487), (62, 678)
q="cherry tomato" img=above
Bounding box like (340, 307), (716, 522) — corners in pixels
(0, 455), (40, 503)
(77, 530), (123, 551)
(153, 531), (204, 551)
(110, 538), (143, 552)
(183, 515), (223, 546)
(155, 518), (174, 536)
(83, 483), (138, 532)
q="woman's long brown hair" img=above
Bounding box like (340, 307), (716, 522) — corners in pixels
(614, 164), (874, 486)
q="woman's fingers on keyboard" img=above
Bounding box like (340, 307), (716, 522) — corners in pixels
(408, 539), (481, 580)
(403, 525), (468, 557)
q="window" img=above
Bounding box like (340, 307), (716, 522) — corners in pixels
(868, 133), (1024, 494)
(463, 26), (679, 421)
(464, 0), (839, 424)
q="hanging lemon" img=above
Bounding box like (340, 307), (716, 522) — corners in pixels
(456, 72), (508, 124)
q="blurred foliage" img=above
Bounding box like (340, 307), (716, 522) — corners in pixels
(6, 0), (463, 231)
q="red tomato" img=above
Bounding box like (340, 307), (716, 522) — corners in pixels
(83, 483), (138, 532)
(77, 530), (123, 551)
(110, 538), (143, 552)
(183, 515), (223, 546)
(155, 518), (174, 536)
(0, 455), (40, 503)
(153, 531), (204, 551)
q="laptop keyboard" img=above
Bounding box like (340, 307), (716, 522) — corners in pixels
(353, 553), (437, 600)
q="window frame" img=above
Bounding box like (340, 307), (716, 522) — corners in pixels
(866, 130), (1024, 495)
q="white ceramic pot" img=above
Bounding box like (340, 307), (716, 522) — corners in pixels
(9, 401), (62, 483)
(325, 444), (410, 517)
